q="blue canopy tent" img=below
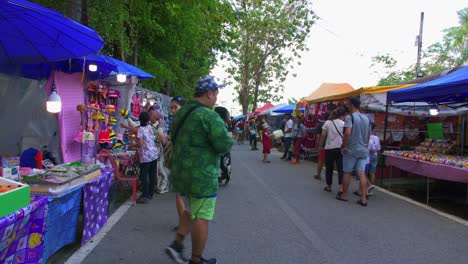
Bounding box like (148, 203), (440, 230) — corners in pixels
(386, 66), (468, 156)
(100, 55), (154, 79)
(0, 55), (117, 80)
(0, 0), (104, 65)
(233, 113), (249, 120)
(0, 54), (154, 80)
(387, 66), (468, 104)
(272, 104), (305, 114)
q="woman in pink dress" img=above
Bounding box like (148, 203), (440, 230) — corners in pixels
(261, 123), (274, 163)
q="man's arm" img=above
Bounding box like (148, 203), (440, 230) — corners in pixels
(284, 120), (293, 133)
(208, 113), (234, 154)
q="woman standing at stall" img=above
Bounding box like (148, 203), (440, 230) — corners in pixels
(132, 112), (159, 204)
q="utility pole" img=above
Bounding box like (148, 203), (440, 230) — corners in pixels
(415, 12), (424, 78)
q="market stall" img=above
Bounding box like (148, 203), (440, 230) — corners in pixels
(382, 66), (468, 204)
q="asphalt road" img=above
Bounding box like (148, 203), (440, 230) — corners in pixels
(80, 143), (468, 264)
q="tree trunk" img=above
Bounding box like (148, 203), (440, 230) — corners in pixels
(164, 80), (170, 96)
(81, 0), (88, 25)
(67, 0), (82, 23)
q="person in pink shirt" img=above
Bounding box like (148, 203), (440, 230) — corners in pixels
(261, 123), (274, 163)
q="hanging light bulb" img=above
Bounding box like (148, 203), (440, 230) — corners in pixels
(88, 63), (98, 72)
(429, 105), (439, 116)
(116, 74), (127, 83)
(46, 85), (62, 113)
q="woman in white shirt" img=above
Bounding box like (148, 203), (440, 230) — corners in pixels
(318, 108), (346, 193)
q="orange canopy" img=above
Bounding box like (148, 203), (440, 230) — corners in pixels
(297, 83), (354, 107)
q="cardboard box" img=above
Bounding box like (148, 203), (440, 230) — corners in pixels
(0, 177), (30, 218)
(1, 156), (20, 180)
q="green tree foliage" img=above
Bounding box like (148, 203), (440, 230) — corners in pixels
(422, 8), (468, 74)
(32, 0), (232, 98)
(372, 8), (467, 85)
(370, 54), (415, 86)
(225, 0), (317, 114)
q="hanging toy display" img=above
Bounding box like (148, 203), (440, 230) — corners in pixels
(120, 109), (130, 120)
(109, 116), (117, 126)
(131, 92), (142, 120)
(90, 103), (103, 132)
(108, 89), (120, 108)
(87, 82), (98, 104)
(74, 104), (87, 142)
(98, 130), (112, 149)
(81, 108), (96, 164)
(96, 83), (108, 109)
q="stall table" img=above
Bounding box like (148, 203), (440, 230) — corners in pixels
(0, 167), (114, 263)
(384, 154), (468, 204)
(0, 196), (48, 264)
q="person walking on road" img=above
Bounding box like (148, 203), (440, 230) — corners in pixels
(339, 97), (370, 206)
(166, 76), (234, 264)
(261, 123), (274, 163)
(214, 106), (233, 185)
(281, 113), (294, 161)
(289, 116), (306, 164)
(248, 119), (258, 150)
(318, 108), (346, 194)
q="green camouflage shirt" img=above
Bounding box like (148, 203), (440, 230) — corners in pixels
(171, 100), (234, 197)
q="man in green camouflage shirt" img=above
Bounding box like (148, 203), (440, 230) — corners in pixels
(166, 76), (233, 264)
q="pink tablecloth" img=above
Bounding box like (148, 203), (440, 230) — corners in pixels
(385, 154), (468, 183)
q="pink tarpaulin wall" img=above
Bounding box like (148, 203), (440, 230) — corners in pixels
(46, 71), (84, 163)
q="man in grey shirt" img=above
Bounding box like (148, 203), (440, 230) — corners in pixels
(338, 97), (370, 206)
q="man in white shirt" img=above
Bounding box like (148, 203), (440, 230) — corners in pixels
(281, 113), (294, 160)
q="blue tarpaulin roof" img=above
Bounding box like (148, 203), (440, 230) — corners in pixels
(272, 104), (305, 114)
(0, 54), (154, 80)
(387, 66), (468, 104)
(0, 0), (104, 65)
(99, 55), (154, 79)
(233, 113), (249, 120)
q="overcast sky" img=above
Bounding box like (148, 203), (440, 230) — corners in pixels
(212, 0), (467, 116)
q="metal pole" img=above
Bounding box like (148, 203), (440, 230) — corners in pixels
(461, 114), (466, 155)
(426, 176), (430, 205)
(381, 99), (390, 187)
(415, 12), (424, 77)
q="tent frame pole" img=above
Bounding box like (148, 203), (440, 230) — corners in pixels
(381, 99), (389, 188)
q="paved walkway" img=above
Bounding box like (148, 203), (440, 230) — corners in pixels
(72, 144), (468, 264)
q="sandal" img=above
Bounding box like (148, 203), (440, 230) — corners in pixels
(354, 191), (369, 199)
(356, 200), (367, 207)
(336, 193), (348, 202)
(323, 186), (332, 192)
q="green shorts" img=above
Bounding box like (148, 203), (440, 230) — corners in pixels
(185, 196), (217, 221)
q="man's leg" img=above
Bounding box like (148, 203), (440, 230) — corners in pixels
(176, 193), (186, 223)
(358, 170), (368, 204)
(282, 137), (291, 159)
(340, 154), (355, 200)
(189, 197), (217, 264)
(190, 218), (209, 263)
(167, 197), (191, 263)
(341, 172), (351, 200)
